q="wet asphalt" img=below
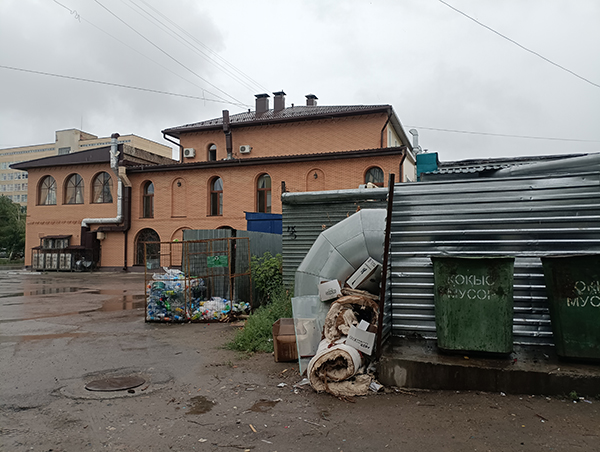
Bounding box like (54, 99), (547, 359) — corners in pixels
(0, 270), (179, 409)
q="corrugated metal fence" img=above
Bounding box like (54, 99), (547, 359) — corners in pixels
(388, 171), (600, 345)
(281, 189), (388, 287)
(183, 229), (282, 258)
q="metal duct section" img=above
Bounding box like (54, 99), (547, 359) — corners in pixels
(282, 188), (388, 287)
(294, 208), (387, 296)
(81, 133), (124, 228)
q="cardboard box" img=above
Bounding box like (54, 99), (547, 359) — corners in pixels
(318, 279), (342, 301)
(346, 324), (376, 355)
(272, 318), (298, 362)
(346, 257), (381, 290)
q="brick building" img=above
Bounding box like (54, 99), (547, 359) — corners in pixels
(13, 92), (415, 271)
(1, 129), (172, 206)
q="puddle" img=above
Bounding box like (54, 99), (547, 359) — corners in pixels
(0, 332), (89, 343)
(0, 293), (25, 299)
(249, 399), (280, 412)
(99, 295), (145, 312)
(23, 287), (88, 296)
(186, 396), (214, 415)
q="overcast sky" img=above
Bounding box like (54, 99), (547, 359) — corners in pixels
(1, 0), (599, 161)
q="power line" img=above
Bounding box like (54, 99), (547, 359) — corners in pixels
(0, 65), (247, 106)
(406, 124), (600, 143)
(438, 0), (600, 90)
(53, 0), (240, 103)
(128, 0), (268, 94)
(92, 0), (245, 105)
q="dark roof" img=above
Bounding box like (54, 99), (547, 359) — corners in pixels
(431, 153), (588, 176)
(11, 146), (111, 170)
(126, 146), (407, 173)
(163, 104), (394, 136)
(11, 145), (174, 171)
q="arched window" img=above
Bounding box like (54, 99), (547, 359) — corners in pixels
(365, 167), (384, 187)
(143, 181), (154, 218)
(257, 173), (271, 213)
(65, 174), (84, 204)
(210, 177), (223, 216)
(208, 144), (217, 161)
(135, 228), (160, 266)
(92, 172), (113, 203)
(38, 176), (56, 205)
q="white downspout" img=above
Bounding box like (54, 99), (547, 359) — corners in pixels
(81, 133), (124, 228)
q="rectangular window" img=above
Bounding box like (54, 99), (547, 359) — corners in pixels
(22, 195), (27, 203)
(58, 147), (71, 155)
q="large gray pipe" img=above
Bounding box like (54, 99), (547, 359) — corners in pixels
(81, 133), (123, 228)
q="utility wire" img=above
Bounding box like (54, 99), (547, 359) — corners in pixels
(439, 0), (600, 89)
(406, 125), (600, 143)
(127, 0), (268, 94)
(4, 64), (596, 144)
(92, 0), (245, 105)
(52, 0), (240, 104)
(0, 65), (247, 106)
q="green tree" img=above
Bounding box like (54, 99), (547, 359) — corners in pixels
(0, 196), (26, 260)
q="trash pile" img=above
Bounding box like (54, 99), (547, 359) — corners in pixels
(307, 284), (382, 398)
(190, 297), (251, 321)
(146, 267), (250, 322)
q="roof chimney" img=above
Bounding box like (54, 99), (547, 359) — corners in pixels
(255, 93), (270, 114)
(273, 91), (286, 112)
(305, 94), (318, 107)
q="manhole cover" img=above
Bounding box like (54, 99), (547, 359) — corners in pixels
(85, 376), (145, 392)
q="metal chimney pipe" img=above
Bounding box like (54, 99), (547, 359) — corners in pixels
(409, 129), (423, 154)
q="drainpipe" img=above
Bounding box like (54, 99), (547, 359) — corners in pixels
(223, 110), (233, 160)
(397, 152), (407, 183)
(163, 133), (184, 163)
(82, 134), (124, 228)
(80, 133), (128, 268)
(380, 110), (392, 148)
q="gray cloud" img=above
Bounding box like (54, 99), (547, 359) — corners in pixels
(1, 0), (598, 161)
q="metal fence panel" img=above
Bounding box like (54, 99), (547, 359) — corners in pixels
(183, 229), (233, 241)
(237, 230), (282, 258)
(389, 172), (600, 346)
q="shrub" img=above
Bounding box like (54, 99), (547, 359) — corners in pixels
(251, 252), (283, 305)
(226, 285), (292, 353)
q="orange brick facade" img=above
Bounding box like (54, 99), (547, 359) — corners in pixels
(180, 114), (391, 161)
(20, 108), (415, 270)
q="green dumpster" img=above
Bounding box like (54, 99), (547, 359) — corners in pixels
(431, 256), (515, 354)
(541, 255), (600, 361)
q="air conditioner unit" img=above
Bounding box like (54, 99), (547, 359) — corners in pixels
(239, 145), (252, 154)
(183, 148), (195, 158)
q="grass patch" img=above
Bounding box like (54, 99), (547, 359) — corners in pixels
(0, 258), (24, 267)
(226, 286), (292, 354)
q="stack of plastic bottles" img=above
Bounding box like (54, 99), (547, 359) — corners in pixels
(190, 297), (251, 321)
(146, 267), (251, 322)
(146, 268), (187, 322)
